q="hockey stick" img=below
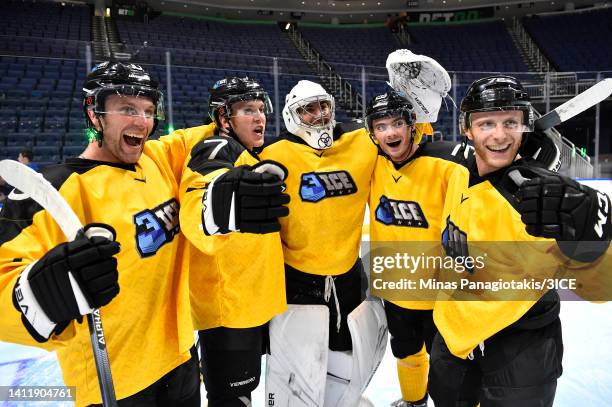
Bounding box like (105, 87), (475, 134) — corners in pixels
(0, 160), (118, 407)
(535, 78), (612, 131)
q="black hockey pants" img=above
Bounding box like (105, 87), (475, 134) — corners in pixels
(284, 257), (367, 351)
(429, 290), (563, 407)
(199, 324), (267, 407)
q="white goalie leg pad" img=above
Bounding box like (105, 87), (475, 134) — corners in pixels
(324, 298), (388, 407)
(266, 304), (330, 407)
(324, 350), (352, 407)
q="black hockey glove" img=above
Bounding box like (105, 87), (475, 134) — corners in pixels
(518, 130), (561, 172)
(202, 160), (290, 235)
(13, 224), (120, 342)
(508, 165), (611, 262)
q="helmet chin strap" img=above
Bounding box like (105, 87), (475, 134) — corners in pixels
(400, 131), (417, 162)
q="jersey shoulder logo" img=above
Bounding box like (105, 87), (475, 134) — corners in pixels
(375, 195), (428, 228)
(441, 216), (468, 257)
(133, 198), (180, 257)
(299, 170), (357, 203)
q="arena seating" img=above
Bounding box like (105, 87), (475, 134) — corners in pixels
(522, 8), (612, 72)
(1, 0), (609, 161)
(0, 0), (90, 59)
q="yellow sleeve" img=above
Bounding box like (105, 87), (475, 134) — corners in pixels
(440, 164), (470, 232)
(0, 187), (81, 350)
(416, 122), (434, 137)
(145, 123), (217, 183)
(179, 166), (229, 254)
(549, 242), (612, 302)
(178, 137), (255, 254)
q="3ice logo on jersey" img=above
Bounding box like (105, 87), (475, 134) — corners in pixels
(299, 171), (357, 203)
(133, 198), (180, 257)
(375, 195), (428, 228)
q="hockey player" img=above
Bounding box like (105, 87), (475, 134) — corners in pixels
(365, 90), (469, 407)
(258, 80), (387, 407)
(0, 62), (284, 406)
(429, 75), (612, 406)
(179, 76), (289, 407)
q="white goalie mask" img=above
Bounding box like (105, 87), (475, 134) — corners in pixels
(283, 80), (336, 150)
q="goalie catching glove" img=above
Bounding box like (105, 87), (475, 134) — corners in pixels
(13, 224), (120, 342)
(202, 160), (290, 235)
(508, 165), (611, 262)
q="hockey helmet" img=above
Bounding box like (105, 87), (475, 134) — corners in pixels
(365, 90), (419, 143)
(208, 76), (272, 127)
(83, 61), (164, 142)
(459, 75), (534, 134)
(283, 80), (336, 150)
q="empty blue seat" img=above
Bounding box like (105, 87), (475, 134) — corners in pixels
(6, 132), (35, 147)
(32, 146), (60, 163)
(62, 145), (84, 159)
(0, 146), (24, 160)
(64, 131), (88, 146)
(37, 132), (63, 146)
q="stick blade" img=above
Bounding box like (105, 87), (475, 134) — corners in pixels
(535, 78), (612, 131)
(0, 159), (82, 240)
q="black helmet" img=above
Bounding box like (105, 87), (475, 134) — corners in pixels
(208, 76), (272, 126)
(83, 61), (164, 141)
(459, 75), (533, 132)
(365, 90), (416, 134)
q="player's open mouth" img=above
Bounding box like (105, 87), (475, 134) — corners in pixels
(123, 133), (145, 147)
(387, 139), (402, 148)
(486, 143), (511, 153)
(253, 127), (264, 136)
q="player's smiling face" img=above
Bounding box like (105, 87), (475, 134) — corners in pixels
(90, 94), (155, 164)
(372, 114), (416, 163)
(467, 110), (524, 176)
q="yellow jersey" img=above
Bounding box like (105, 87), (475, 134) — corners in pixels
(180, 135), (286, 329)
(259, 123), (377, 276)
(0, 124), (215, 406)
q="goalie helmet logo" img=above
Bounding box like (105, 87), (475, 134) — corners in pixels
(317, 132), (332, 149)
